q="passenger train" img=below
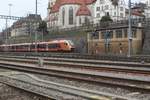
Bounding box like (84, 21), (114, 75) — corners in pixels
(0, 39), (75, 52)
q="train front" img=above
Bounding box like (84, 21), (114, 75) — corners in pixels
(66, 40), (75, 52)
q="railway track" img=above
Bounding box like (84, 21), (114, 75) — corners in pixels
(0, 72), (129, 100)
(0, 56), (149, 92)
(0, 56), (149, 75)
(0, 52), (150, 63)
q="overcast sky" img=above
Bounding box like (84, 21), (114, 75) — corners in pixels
(0, 0), (48, 32)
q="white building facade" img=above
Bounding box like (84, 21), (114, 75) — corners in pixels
(47, 0), (96, 29)
(47, 0), (127, 29)
(11, 14), (41, 37)
(144, 0), (150, 18)
(93, 0), (127, 23)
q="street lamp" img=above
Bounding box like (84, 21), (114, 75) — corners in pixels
(5, 3), (12, 51)
(35, 0), (38, 52)
(9, 4), (12, 16)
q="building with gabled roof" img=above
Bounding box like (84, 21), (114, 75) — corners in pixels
(47, 0), (96, 29)
(11, 14), (42, 37)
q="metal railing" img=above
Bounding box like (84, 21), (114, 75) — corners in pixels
(48, 18), (150, 33)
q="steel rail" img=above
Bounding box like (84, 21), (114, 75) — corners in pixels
(0, 81), (55, 100)
(0, 61), (149, 93)
(0, 72), (128, 100)
(0, 57), (149, 76)
(0, 52), (150, 63)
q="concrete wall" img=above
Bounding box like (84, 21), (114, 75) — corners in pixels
(87, 27), (143, 55)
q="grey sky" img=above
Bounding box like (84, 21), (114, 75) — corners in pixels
(0, 0), (48, 31)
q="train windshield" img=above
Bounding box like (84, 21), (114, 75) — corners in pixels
(67, 40), (74, 46)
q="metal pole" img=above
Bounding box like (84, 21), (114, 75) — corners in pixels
(9, 4), (12, 16)
(5, 4), (12, 51)
(128, 0), (132, 57)
(35, 0), (38, 52)
(5, 18), (8, 46)
(8, 4), (12, 43)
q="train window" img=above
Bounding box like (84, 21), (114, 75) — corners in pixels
(38, 44), (46, 49)
(68, 40), (74, 46)
(12, 46), (15, 50)
(48, 43), (58, 49)
(49, 43), (60, 49)
(24, 45), (29, 50)
(16, 46), (19, 49)
(31, 44), (35, 49)
(57, 44), (60, 48)
(64, 43), (68, 45)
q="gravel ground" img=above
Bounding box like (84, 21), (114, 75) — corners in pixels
(0, 67), (150, 100)
(35, 74), (150, 100)
(0, 83), (49, 100)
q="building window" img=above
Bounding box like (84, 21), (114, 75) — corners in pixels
(69, 7), (73, 25)
(109, 30), (113, 39)
(101, 6), (103, 11)
(90, 31), (99, 39)
(105, 12), (109, 16)
(105, 5), (109, 10)
(120, 13), (123, 18)
(124, 29), (128, 38)
(101, 31), (105, 39)
(84, 17), (90, 25)
(96, 13), (100, 17)
(120, 7), (124, 11)
(120, 1), (123, 5)
(114, 12), (116, 16)
(103, 30), (113, 39)
(96, 7), (100, 11)
(116, 29), (123, 38)
(62, 8), (65, 25)
(100, 0), (104, 4)
(132, 29), (137, 38)
(79, 17), (82, 24)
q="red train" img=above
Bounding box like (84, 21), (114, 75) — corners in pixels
(0, 39), (75, 52)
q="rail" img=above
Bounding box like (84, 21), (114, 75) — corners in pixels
(0, 56), (149, 93)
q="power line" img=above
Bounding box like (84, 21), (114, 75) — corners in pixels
(0, 15), (23, 20)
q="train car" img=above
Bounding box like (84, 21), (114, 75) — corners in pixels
(46, 39), (75, 52)
(0, 39), (75, 52)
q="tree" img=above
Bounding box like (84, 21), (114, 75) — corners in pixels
(100, 15), (113, 22)
(110, 0), (119, 7)
(38, 21), (48, 33)
(100, 15), (113, 28)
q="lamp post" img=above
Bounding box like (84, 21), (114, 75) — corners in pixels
(128, 0), (132, 57)
(35, 0), (38, 52)
(9, 4), (12, 16)
(8, 4), (13, 43)
(5, 3), (12, 51)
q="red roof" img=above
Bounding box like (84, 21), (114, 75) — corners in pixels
(50, 0), (60, 13)
(50, 0), (96, 13)
(132, 11), (144, 17)
(76, 5), (91, 16)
